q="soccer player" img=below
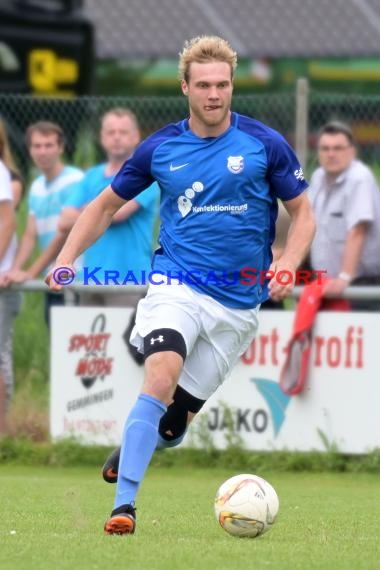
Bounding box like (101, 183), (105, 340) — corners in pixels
(46, 35), (315, 535)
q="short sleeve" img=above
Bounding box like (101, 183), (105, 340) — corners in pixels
(345, 171), (377, 230)
(134, 181), (159, 209)
(267, 135), (308, 201)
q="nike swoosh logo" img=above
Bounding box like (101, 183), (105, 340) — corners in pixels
(170, 162), (190, 172)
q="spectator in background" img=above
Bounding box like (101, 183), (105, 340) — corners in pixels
(0, 118), (25, 208)
(309, 121), (380, 310)
(59, 107), (159, 308)
(0, 122), (21, 432)
(3, 121), (84, 324)
(59, 108), (158, 365)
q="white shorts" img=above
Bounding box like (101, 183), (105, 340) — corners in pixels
(130, 281), (260, 400)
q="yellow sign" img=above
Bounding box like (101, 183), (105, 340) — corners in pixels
(28, 49), (79, 95)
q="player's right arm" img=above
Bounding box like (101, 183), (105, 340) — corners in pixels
(46, 185), (127, 291)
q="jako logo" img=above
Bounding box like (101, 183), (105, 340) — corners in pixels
(251, 378), (291, 436)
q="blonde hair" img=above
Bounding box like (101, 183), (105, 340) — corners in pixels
(0, 118), (18, 173)
(178, 36), (237, 82)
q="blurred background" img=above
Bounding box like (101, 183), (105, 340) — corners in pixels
(1, 0), (380, 179)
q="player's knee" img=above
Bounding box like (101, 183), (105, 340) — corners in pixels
(143, 328), (187, 361)
(158, 385), (205, 442)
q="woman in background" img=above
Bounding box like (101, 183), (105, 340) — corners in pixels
(0, 118), (23, 432)
(0, 119), (24, 207)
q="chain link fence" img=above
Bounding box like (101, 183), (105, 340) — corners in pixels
(1, 84), (380, 181)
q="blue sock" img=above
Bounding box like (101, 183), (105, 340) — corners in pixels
(114, 394), (167, 509)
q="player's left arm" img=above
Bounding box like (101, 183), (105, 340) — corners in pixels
(268, 193), (315, 301)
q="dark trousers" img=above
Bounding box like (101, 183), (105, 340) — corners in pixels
(350, 276), (380, 311)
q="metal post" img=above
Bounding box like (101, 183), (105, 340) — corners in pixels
(295, 77), (309, 169)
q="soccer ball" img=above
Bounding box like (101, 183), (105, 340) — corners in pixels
(214, 473), (279, 538)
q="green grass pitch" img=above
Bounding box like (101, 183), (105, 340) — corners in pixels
(0, 465), (379, 570)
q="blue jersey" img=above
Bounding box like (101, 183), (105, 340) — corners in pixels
(69, 163), (159, 275)
(112, 112), (308, 309)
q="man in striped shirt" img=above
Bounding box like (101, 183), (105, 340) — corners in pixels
(5, 121), (83, 324)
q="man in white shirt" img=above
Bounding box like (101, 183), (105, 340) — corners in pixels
(309, 121), (380, 310)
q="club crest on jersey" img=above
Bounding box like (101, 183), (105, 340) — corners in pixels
(227, 155), (244, 174)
